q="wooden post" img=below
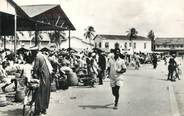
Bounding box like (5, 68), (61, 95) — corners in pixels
(4, 36), (6, 50)
(68, 29), (71, 54)
(68, 29), (71, 66)
(14, 14), (17, 62)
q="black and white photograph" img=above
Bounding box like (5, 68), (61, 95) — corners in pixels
(0, 0), (184, 116)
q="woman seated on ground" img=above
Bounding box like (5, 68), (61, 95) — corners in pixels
(1, 61), (17, 93)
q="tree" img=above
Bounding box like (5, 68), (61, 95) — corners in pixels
(127, 28), (138, 41)
(147, 30), (155, 51)
(84, 26), (95, 46)
(147, 30), (155, 41)
(126, 28), (138, 54)
(48, 30), (66, 49)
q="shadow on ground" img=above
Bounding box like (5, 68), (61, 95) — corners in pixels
(0, 108), (22, 116)
(79, 103), (114, 110)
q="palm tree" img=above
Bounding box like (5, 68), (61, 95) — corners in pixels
(127, 28), (138, 41)
(147, 30), (155, 51)
(126, 28), (138, 53)
(48, 30), (66, 49)
(84, 26), (95, 46)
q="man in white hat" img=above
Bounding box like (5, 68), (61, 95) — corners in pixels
(30, 46), (53, 116)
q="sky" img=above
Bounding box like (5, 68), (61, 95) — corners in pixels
(15, 0), (184, 38)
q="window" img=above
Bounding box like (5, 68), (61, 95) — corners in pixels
(133, 42), (136, 49)
(129, 42), (132, 47)
(95, 42), (97, 48)
(98, 42), (101, 48)
(144, 43), (147, 49)
(171, 45), (175, 48)
(124, 42), (127, 49)
(105, 42), (109, 48)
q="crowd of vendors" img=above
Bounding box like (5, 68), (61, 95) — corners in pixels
(0, 46), (159, 91)
(0, 45), (163, 114)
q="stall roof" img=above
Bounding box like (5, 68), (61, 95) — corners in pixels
(1, 1), (75, 32)
(17, 16), (66, 31)
(7, 0), (28, 17)
(20, 4), (75, 30)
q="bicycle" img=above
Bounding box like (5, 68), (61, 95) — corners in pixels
(22, 79), (39, 116)
(173, 64), (182, 80)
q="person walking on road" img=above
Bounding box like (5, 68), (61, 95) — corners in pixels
(167, 54), (177, 81)
(152, 53), (158, 69)
(108, 49), (126, 109)
(31, 47), (53, 116)
(97, 51), (106, 85)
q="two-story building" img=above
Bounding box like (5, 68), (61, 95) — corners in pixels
(154, 37), (184, 55)
(94, 34), (152, 53)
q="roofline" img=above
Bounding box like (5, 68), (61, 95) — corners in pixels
(21, 4), (59, 18)
(20, 4), (59, 7)
(94, 34), (149, 41)
(20, 4), (75, 30)
(71, 36), (94, 46)
(8, 0), (29, 17)
(156, 37), (184, 39)
(57, 5), (76, 30)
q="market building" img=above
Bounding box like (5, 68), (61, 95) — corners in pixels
(0, 0), (75, 51)
(94, 34), (152, 53)
(154, 37), (184, 55)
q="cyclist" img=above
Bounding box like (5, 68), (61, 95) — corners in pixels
(167, 54), (177, 81)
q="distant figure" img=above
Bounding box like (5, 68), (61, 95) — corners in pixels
(97, 51), (106, 85)
(152, 54), (158, 69)
(167, 54), (177, 81)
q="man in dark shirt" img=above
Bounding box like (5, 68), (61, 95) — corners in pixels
(167, 54), (177, 81)
(98, 51), (106, 85)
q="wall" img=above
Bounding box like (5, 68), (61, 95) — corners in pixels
(95, 37), (152, 53)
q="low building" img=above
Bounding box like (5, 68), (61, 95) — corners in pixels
(154, 37), (184, 55)
(1, 32), (50, 50)
(94, 34), (152, 53)
(60, 36), (94, 51)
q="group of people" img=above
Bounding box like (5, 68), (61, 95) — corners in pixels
(1, 44), (174, 114)
(0, 47), (52, 116)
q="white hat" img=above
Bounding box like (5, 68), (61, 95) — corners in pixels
(91, 52), (96, 57)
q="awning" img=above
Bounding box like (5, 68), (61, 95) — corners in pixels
(20, 4), (75, 31)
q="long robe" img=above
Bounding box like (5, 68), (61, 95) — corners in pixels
(33, 52), (51, 112)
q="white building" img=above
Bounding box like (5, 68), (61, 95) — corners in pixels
(60, 36), (94, 51)
(94, 34), (152, 53)
(154, 37), (184, 55)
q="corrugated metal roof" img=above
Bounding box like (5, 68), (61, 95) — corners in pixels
(20, 4), (75, 30)
(94, 34), (149, 41)
(21, 4), (57, 17)
(155, 37), (184, 45)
